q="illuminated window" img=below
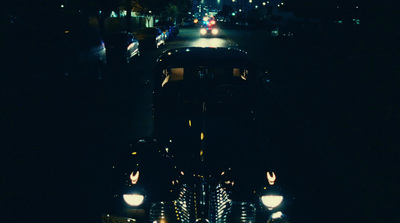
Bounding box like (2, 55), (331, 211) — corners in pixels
(170, 68), (184, 81)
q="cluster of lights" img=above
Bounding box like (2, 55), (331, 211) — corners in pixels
(209, 185), (231, 223)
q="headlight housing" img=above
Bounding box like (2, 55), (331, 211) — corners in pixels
(123, 193), (145, 206)
(261, 195), (283, 209)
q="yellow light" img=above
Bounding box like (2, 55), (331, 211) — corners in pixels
(200, 132), (204, 140)
(267, 172), (276, 185)
(130, 171), (140, 184)
(64, 30), (69, 33)
(132, 151), (137, 155)
(189, 120), (192, 127)
(200, 149), (203, 156)
(194, 19), (198, 23)
(200, 28), (207, 35)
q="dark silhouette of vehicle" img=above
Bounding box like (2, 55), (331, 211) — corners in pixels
(136, 27), (165, 49)
(60, 28), (107, 80)
(103, 47), (292, 223)
(105, 31), (140, 65)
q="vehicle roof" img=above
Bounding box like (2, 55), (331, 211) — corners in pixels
(157, 47), (252, 67)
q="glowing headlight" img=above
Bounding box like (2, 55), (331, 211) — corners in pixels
(261, 195), (283, 209)
(123, 194), (144, 206)
(271, 211), (283, 219)
(211, 29), (219, 35)
(200, 28), (207, 35)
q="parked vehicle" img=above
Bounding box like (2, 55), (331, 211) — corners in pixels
(156, 21), (180, 37)
(105, 31), (140, 65)
(155, 26), (171, 41)
(136, 27), (165, 49)
(60, 28), (107, 79)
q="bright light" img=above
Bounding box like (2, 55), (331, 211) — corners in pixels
(261, 195), (283, 209)
(263, 2), (266, 5)
(267, 172), (276, 185)
(194, 19), (199, 24)
(130, 171), (140, 184)
(211, 29), (219, 35)
(123, 194), (144, 206)
(200, 28), (207, 35)
(271, 211), (283, 219)
(210, 20), (216, 25)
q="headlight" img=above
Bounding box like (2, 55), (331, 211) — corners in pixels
(123, 194), (144, 206)
(211, 29), (219, 35)
(261, 195), (283, 209)
(200, 28), (207, 35)
(271, 211), (283, 219)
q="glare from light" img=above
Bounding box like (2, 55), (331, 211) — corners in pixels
(189, 120), (192, 127)
(130, 171), (139, 184)
(271, 211), (283, 219)
(200, 132), (204, 140)
(211, 29), (219, 35)
(123, 194), (144, 206)
(190, 37), (228, 48)
(261, 195), (283, 209)
(263, 2), (266, 5)
(267, 172), (276, 185)
(200, 28), (207, 35)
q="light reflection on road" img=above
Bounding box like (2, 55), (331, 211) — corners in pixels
(189, 37), (229, 48)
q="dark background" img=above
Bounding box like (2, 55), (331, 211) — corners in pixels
(1, 1), (399, 223)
